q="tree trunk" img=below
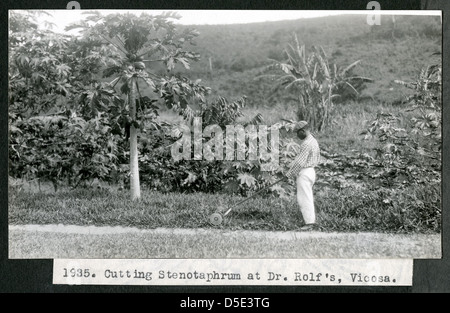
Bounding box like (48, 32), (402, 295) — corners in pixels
(209, 57), (213, 80)
(129, 76), (141, 200)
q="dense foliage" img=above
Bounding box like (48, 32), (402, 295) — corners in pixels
(9, 11), (212, 194)
(362, 60), (441, 186)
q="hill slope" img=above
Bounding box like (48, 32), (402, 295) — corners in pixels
(173, 14), (441, 106)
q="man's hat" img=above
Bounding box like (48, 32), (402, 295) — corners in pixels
(293, 121), (308, 131)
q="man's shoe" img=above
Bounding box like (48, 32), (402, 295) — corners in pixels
(300, 223), (317, 231)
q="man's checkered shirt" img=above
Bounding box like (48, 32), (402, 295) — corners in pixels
(285, 133), (321, 179)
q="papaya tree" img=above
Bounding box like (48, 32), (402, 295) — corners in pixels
(67, 11), (210, 200)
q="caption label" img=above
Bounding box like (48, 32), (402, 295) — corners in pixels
(53, 258), (413, 286)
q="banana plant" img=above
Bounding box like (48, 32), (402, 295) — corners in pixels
(261, 34), (372, 131)
(68, 11), (210, 200)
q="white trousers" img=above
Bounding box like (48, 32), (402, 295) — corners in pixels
(296, 168), (316, 224)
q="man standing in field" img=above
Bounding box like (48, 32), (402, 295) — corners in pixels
(285, 121), (321, 231)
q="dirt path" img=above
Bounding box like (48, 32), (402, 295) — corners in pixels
(9, 224), (345, 240)
(9, 224), (442, 259)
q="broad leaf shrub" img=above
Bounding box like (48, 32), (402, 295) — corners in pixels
(362, 62), (441, 187)
(135, 98), (307, 197)
(138, 126), (232, 193)
(9, 109), (122, 191)
(8, 12), (118, 189)
(354, 62), (442, 233)
(136, 96), (262, 194)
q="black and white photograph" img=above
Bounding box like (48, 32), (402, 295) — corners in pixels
(8, 9), (442, 261)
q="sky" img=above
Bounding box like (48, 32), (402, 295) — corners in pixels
(41, 10), (342, 33)
(27, 9), (441, 34)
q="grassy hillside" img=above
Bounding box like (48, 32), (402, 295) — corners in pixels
(170, 14), (441, 106)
